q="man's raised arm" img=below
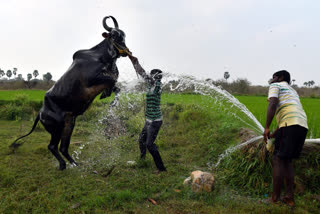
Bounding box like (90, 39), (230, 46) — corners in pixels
(128, 55), (149, 81)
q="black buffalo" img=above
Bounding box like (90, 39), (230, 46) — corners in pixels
(11, 16), (131, 170)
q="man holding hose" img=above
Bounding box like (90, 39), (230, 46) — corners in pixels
(264, 70), (308, 206)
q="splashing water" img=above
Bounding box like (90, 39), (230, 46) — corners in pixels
(162, 73), (264, 133)
(71, 72), (268, 171)
(117, 59), (263, 134)
(120, 73), (264, 133)
(208, 136), (263, 170)
(120, 73), (267, 170)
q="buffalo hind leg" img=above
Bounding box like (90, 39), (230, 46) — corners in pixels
(59, 113), (78, 166)
(48, 126), (66, 170)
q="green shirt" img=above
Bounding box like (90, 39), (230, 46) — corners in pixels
(145, 80), (162, 121)
(131, 58), (162, 121)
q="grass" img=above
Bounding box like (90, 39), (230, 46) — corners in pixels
(1, 89), (318, 137)
(236, 95), (320, 138)
(0, 90), (318, 141)
(1, 92), (319, 213)
(0, 89), (46, 101)
(0, 105), (235, 213)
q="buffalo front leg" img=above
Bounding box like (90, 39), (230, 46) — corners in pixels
(59, 113), (78, 166)
(48, 126), (66, 170)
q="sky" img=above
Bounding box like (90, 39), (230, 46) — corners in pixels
(1, 0), (320, 86)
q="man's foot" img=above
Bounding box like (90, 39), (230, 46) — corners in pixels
(282, 196), (295, 207)
(261, 197), (281, 205)
(154, 169), (167, 174)
(59, 162), (67, 171)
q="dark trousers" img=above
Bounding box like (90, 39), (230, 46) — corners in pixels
(272, 125), (308, 203)
(139, 120), (166, 171)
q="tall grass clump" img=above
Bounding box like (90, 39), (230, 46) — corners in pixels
(218, 140), (320, 195)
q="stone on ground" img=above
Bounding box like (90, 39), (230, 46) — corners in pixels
(184, 170), (215, 193)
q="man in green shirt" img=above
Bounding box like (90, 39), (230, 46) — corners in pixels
(129, 55), (166, 172)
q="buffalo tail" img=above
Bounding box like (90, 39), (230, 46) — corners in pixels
(10, 114), (40, 150)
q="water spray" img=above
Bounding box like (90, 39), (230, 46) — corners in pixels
(73, 71), (319, 172)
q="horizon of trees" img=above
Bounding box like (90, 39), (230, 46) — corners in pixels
(0, 66), (318, 89)
(219, 72), (316, 88)
(0, 67), (53, 82)
(303, 80), (315, 88)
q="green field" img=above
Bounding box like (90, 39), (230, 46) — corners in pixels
(235, 95), (320, 138)
(0, 90), (319, 213)
(0, 90), (46, 101)
(162, 94), (319, 138)
(0, 90), (319, 137)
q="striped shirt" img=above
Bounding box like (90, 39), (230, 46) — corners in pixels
(131, 58), (162, 121)
(268, 81), (308, 129)
(145, 80), (162, 121)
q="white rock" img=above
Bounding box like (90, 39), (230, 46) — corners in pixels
(190, 170), (215, 193)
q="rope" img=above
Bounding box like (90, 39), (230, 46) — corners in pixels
(111, 41), (132, 56)
(110, 39), (139, 78)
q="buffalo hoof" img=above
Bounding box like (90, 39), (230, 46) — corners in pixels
(59, 163), (67, 170)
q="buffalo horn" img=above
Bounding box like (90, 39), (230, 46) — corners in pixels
(102, 16), (119, 32)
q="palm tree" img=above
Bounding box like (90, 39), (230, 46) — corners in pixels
(27, 73), (33, 81)
(0, 69), (5, 78)
(43, 72), (53, 82)
(17, 74), (23, 80)
(6, 70), (12, 79)
(13, 68), (17, 78)
(25, 73), (33, 89)
(33, 70), (39, 79)
(224, 72), (230, 82)
(309, 80), (315, 87)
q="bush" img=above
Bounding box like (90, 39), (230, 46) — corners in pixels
(13, 93), (29, 106)
(0, 104), (35, 120)
(218, 141), (320, 195)
(0, 94), (40, 120)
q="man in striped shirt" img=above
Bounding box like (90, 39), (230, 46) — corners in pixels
(264, 70), (308, 206)
(129, 55), (166, 173)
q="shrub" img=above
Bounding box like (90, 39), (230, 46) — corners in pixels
(0, 94), (40, 120)
(218, 141), (320, 195)
(13, 93), (29, 106)
(0, 104), (34, 120)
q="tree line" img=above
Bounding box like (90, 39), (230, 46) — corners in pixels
(0, 68), (318, 97)
(208, 72), (318, 97)
(0, 67), (55, 90)
(223, 72), (316, 88)
(0, 67), (53, 82)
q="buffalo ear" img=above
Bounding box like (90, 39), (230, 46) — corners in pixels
(102, 32), (109, 38)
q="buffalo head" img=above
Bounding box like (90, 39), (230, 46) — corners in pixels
(102, 16), (131, 57)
